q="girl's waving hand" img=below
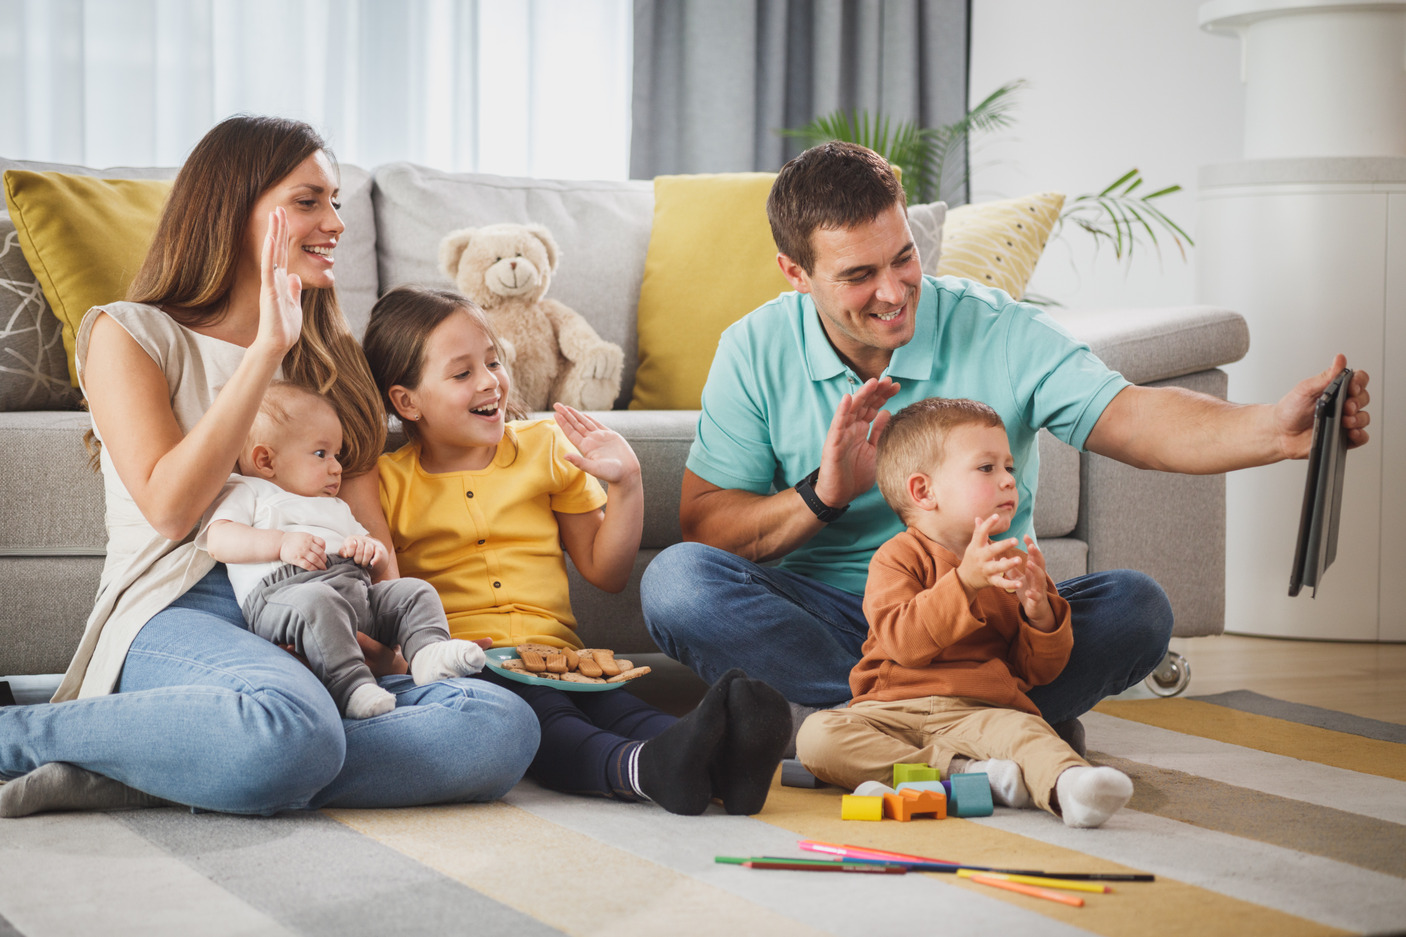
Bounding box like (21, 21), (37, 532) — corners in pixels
(553, 403), (641, 488)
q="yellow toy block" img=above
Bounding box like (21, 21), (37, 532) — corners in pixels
(840, 794), (885, 821)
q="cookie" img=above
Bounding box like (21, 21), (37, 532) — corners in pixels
(605, 665), (651, 684)
(560, 672), (607, 684)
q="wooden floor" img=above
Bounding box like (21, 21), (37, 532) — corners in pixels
(1168, 632), (1406, 725)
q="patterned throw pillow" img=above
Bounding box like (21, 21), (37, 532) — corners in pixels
(0, 212), (80, 411)
(936, 192), (1064, 299)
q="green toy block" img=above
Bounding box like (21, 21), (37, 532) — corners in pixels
(892, 763), (940, 787)
(947, 772), (994, 817)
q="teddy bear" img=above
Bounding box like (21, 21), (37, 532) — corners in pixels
(438, 222), (624, 413)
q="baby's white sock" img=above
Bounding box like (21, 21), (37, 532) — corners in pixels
(410, 639), (487, 684)
(346, 683), (396, 719)
(1055, 766), (1133, 828)
(964, 759), (1032, 808)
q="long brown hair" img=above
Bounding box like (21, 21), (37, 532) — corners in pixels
(126, 115), (385, 475)
(362, 285), (523, 446)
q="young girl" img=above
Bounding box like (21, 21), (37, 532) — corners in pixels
(363, 285), (790, 816)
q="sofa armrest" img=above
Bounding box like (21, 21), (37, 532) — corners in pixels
(1050, 305), (1250, 385)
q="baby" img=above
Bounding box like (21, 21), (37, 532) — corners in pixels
(200, 381), (485, 718)
(796, 397), (1133, 828)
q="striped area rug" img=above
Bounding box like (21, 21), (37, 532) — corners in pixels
(1, 690), (1402, 937)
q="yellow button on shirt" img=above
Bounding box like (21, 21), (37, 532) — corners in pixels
(378, 419), (607, 649)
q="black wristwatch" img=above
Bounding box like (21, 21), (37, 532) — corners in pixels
(794, 467), (848, 523)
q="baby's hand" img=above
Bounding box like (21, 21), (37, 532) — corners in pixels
(281, 531), (327, 571)
(553, 403), (641, 488)
(1015, 536), (1056, 630)
(340, 535), (388, 573)
(955, 514), (1023, 594)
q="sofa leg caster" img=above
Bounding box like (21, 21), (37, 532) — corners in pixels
(1145, 650), (1191, 697)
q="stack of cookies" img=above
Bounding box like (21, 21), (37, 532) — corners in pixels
(498, 644), (652, 685)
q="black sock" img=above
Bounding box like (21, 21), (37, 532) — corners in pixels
(635, 669), (738, 815)
(713, 676), (792, 816)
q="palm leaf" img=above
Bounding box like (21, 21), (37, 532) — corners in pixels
(1057, 168), (1193, 261)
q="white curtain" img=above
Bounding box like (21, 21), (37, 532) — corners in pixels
(0, 0), (633, 179)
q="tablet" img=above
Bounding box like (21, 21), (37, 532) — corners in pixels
(1289, 368), (1352, 597)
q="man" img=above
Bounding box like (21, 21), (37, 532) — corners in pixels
(640, 141), (1371, 753)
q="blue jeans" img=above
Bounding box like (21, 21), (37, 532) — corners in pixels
(0, 566), (539, 814)
(640, 542), (1173, 724)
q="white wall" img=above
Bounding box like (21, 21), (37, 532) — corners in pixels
(968, 0), (1245, 309)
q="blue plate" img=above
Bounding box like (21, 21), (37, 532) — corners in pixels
(483, 647), (632, 693)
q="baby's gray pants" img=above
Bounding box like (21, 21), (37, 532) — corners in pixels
(240, 555), (451, 712)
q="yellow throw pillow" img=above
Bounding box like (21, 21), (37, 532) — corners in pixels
(630, 172), (786, 411)
(936, 192), (1064, 299)
(3, 171), (173, 386)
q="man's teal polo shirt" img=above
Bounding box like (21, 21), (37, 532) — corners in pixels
(687, 274), (1129, 596)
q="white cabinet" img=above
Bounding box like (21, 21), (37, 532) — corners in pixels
(1198, 0), (1406, 640)
(1197, 159), (1406, 640)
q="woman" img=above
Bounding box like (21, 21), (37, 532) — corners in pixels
(0, 116), (538, 817)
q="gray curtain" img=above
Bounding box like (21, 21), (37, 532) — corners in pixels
(630, 0), (969, 196)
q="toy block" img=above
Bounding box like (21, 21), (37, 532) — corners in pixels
(892, 763), (940, 787)
(854, 780), (895, 798)
(895, 780), (947, 795)
(780, 759), (822, 788)
(841, 794), (885, 821)
(947, 772), (994, 817)
(882, 788), (947, 821)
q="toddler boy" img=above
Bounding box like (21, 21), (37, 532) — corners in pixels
(795, 398), (1133, 827)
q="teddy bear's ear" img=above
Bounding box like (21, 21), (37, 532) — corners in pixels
(525, 224), (560, 273)
(438, 228), (477, 280)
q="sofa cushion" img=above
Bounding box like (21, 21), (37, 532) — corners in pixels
(630, 169), (948, 410)
(630, 172), (788, 411)
(1033, 428), (1079, 539)
(371, 164), (654, 409)
(0, 211), (80, 411)
(936, 192), (1063, 299)
(0, 411), (106, 555)
(3, 172), (173, 386)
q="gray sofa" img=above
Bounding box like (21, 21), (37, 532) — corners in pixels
(0, 155), (1250, 686)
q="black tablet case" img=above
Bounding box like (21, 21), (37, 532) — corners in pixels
(1289, 368), (1351, 598)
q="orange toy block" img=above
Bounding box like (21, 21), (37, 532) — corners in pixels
(840, 794), (885, 821)
(882, 788), (947, 821)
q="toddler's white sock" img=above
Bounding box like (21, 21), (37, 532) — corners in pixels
(1055, 766), (1133, 828)
(411, 639), (487, 684)
(964, 759), (1032, 808)
(346, 683), (396, 719)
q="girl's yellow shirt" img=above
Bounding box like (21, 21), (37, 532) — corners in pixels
(378, 419), (607, 649)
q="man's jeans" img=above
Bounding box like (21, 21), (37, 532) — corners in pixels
(641, 542), (1173, 725)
